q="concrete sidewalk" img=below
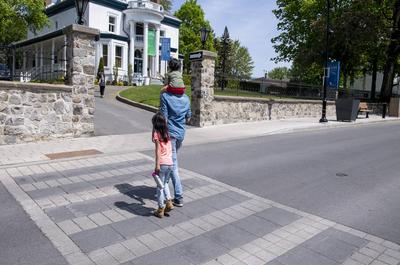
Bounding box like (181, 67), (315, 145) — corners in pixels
(0, 115), (399, 166)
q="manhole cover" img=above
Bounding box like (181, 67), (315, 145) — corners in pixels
(336, 172), (348, 177)
(45, 149), (103, 160)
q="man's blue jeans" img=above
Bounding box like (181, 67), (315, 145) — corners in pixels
(170, 138), (183, 199)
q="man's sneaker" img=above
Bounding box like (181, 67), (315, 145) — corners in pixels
(173, 198), (183, 207)
(165, 200), (174, 212)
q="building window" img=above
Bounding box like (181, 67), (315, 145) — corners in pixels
(55, 21), (58, 30)
(160, 31), (165, 37)
(102, 44), (108, 67)
(109, 16), (116, 32)
(115, 46), (122, 68)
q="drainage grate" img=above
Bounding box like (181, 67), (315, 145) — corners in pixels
(336, 172), (348, 177)
(45, 149), (103, 160)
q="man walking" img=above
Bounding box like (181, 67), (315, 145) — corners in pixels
(160, 85), (191, 207)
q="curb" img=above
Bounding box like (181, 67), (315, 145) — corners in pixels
(116, 92), (158, 113)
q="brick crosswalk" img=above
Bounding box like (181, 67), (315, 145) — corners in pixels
(1, 152), (399, 265)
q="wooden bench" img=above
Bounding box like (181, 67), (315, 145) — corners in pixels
(358, 102), (372, 118)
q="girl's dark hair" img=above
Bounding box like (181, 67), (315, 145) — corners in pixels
(168, 58), (181, 71)
(152, 112), (169, 143)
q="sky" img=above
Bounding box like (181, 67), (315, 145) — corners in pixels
(171, 0), (291, 78)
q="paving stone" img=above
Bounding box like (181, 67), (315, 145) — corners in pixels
(58, 220), (82, 235)
(111, 217), (160, 239)
(255, 207), (301, 227)
(175, 235), (230, 265)
(303, 233), (359, 263)
(377, 254), (399, 265)
(129, 244), (191, 265)
(319, 228), (368, 248)
(68, 200), (110, 217)
(275, 246), (339, 265)
(60, 182), (95, 194)
(204, 224), (258, 250)
(88, 248), (118, 265)
(27, 187), (64, 199)
(121, 237), (151, 257)
(137, 233), (167, 251)
(70, 225), (124, 253)
(104, 243), (135, 263)
(233, 215), (280, 237)
(88, 213), (113, 226)
(73, 216), (98, 230)
(46, 206), (76, 223)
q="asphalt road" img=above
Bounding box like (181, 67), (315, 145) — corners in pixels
(94, 86), (153, 136)
(175, 122), (400, 244)
(0, 182), (68, 265)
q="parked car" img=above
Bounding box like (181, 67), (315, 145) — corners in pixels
(0, 64), (11, 80)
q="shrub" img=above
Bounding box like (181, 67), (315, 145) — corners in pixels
(97, 57), (104, 79)
(183, 74), (191, 86)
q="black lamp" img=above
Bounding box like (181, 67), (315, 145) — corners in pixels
(200, 27), (210, 49)
(75, 0), (89, 25)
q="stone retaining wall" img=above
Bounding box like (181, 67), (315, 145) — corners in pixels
(0, 25), (99, 145)
(200, 96), (335, 126)
(0, 82), (94, 144)
(189, 50), (336, 127)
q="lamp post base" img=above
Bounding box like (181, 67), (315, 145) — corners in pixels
(319, 117), (328, 123)
(319, 100), (328, 123)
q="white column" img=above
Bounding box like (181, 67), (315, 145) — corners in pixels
(143, 22), (148, 83)
(129, 21), (135, 70)
(63, 36), (67, 74)
(40, 42), (43, 74)
(51, 39), (55, 74)
(155, 25), (160, 77)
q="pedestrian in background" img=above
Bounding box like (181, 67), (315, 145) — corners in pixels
(98, 71), (106, 98)
(151, 112), (174, 218)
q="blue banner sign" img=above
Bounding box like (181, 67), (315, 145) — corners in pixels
(161, 37), (171, 61)
(327, 61), (340, 89)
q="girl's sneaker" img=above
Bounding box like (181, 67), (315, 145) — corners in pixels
(154, 207), (165, 218)
(165, 200), (174, 212)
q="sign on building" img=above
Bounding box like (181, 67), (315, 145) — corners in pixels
(327, 61), (340, 89)
(148, 29), (156, 56)
(161, 37), (171, 61)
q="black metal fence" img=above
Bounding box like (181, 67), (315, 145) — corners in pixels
(214, 75), (400, 101)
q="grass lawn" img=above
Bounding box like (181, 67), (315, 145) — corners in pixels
(119, 85), (191, 108)
(119, 85), (293, 108)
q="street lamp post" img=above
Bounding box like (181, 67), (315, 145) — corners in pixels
(75, 0), (89, 25)
(320, 0), (331, 123)
(199, 27), (210, 50)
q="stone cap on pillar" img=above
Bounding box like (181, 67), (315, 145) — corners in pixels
(189, 50), (217, 61)
(63, 24), (100, 39)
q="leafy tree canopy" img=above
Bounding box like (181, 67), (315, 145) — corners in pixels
(174, 0), (215, 73)
(0, 0), (48, 46)
(268, 67), (291, 80)
(160, 0), (172, 12)
(272, 0), (393, 87)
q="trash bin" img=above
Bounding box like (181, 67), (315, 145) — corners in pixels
(389, 97), (400, 117)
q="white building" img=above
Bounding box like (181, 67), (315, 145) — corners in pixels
(17, 0), (181, 84)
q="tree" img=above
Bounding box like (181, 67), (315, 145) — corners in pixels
(381, 0), (400, 102)
(272, 0), (392, 90)
(215, 26), (233, 89)
(268, 67), (290, 80)
(0, 0), (48, 46)
(230, 40), (254, 79)
(160, 0), (172, 12)
(97, 57), (104, 79)
(174, 0), (214, 73)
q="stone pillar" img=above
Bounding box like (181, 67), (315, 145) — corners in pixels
(143, 22), (149, 84)
(189, 50), (217, 127)
(63, 36), (67, 73)
(129, 21), (135, 69)
(155, 25), (160, 77)
(63, 24), (100, 137)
